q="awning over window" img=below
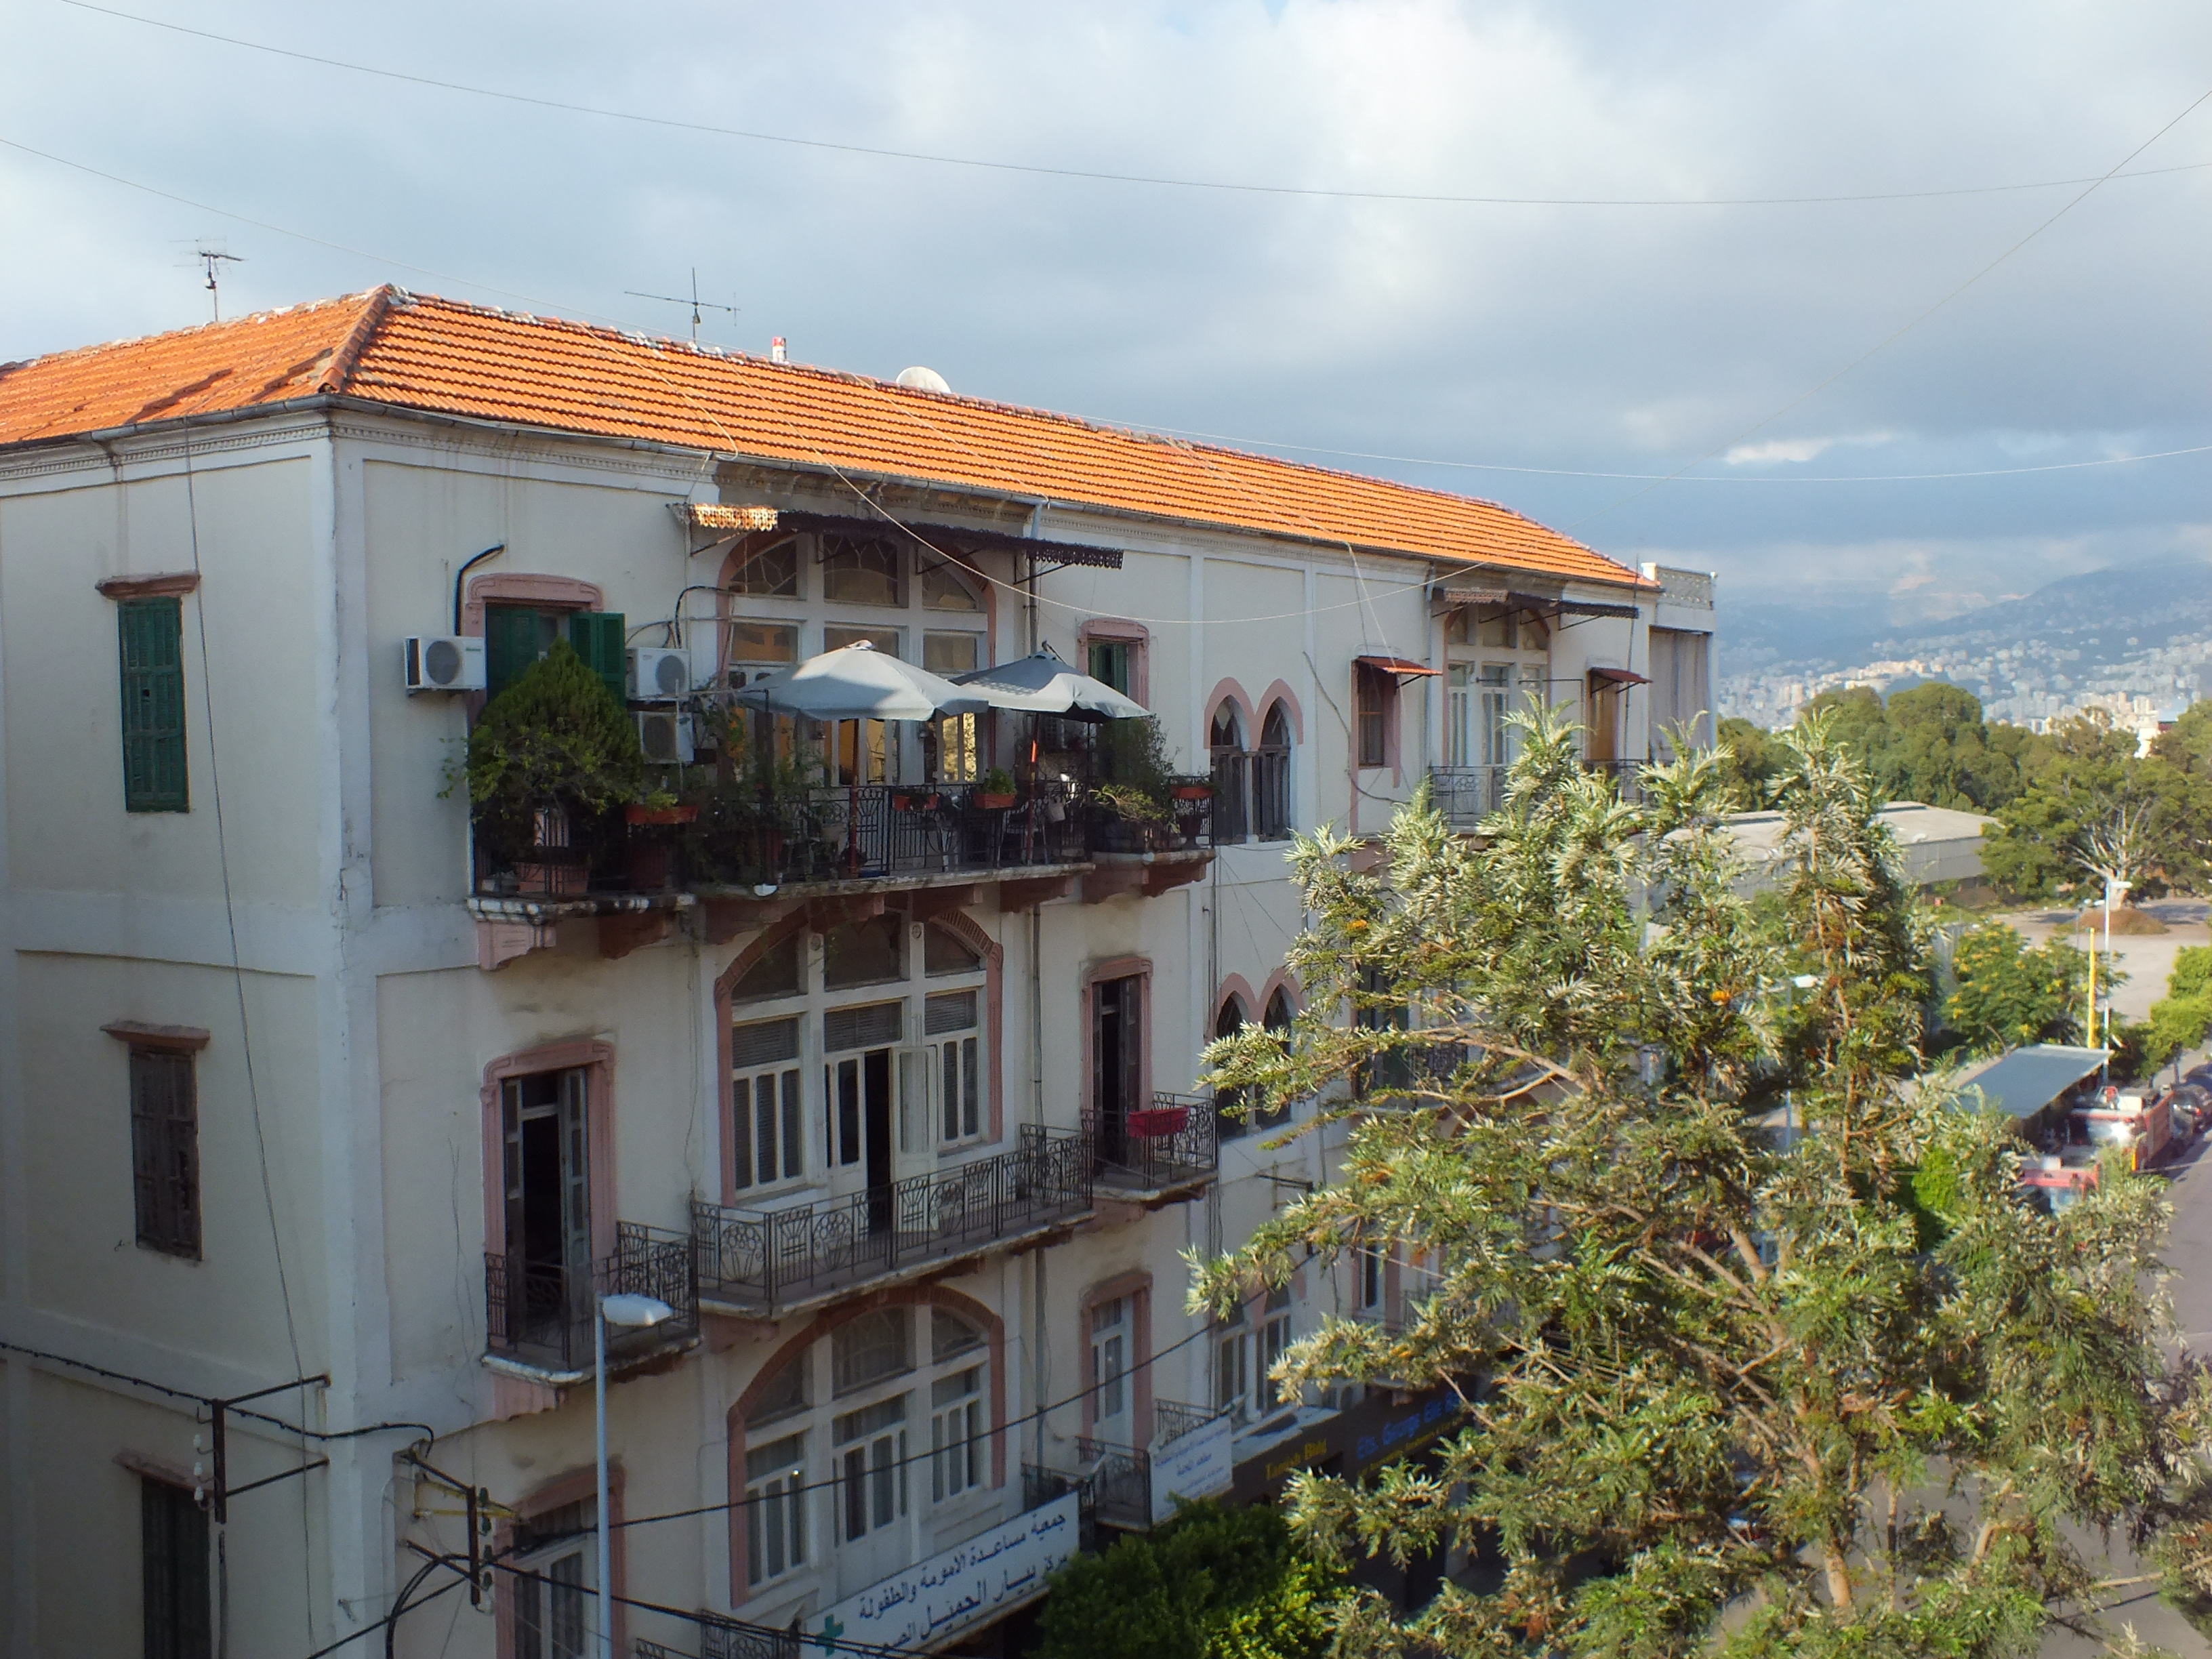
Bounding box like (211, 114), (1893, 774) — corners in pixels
(675, 503), (1126, 569)
(1589, 667), (1651, 687)
(1355, 655), (1443, 679)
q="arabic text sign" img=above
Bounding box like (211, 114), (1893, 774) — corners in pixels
(812, 1493), (1078, 1653)
(1149, 1414), (1233, 1524)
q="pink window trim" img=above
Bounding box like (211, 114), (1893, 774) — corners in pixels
(1254, 681), (1305, 745)
(493, 1462), (627, 1659)
(1076, 618), (1150, 709)
(461, 573), (606, 637)
(1080, 1269), (1154, 1447)
(1210, 975), (1258, 1035)
(1080, 955), (1153, 1126)
(1256, 970), (1304, 1019)
(710, 909), (1006, 1203)
(723, 1285), (1007, 1608)
(1204, 680), (1256, 749)
(479, 1038), (619, 1267)
(712, 912), (813, 1205)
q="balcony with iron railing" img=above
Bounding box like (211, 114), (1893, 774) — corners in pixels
(1427, 756), (1645, 832)
(1086, 1092), (1219, 1204)
(483, 1221), (699, 1380)
(691, 1126), (1093, 1317)
(1023, 1399), (1227, 1536)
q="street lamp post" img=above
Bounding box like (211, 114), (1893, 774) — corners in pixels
(597, 1292), (674, 1659)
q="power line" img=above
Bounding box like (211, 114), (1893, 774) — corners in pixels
(42, 0), (2212, 210)
(1562, 82), (2212, 534)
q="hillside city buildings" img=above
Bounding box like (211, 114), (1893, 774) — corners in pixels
(0, 288), (1714, 1657)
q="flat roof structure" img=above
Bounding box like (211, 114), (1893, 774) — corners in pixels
(1955, 1045), (2107, 1119)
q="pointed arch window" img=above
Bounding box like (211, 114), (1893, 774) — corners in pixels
(1254, 702), (1292, 840)
(1209, 705), (1248, 844)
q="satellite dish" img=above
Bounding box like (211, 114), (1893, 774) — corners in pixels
(895, 366), (951, 394)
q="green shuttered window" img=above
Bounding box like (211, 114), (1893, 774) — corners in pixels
(118, 597), (188, 812)
(483, 605), (627, 706)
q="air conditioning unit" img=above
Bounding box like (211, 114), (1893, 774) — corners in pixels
(636, 710), (696, 765)
(403, 636), (485, 693)
(627, 644), (720, 701)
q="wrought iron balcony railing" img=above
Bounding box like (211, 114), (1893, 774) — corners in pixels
(689, 781), (1090, 889)
(1086, 1092), (1218, 1198)
(1073, 1437), (1153, 1532)
(1427, 764), (1509, 830)
(693, 1126), (1093, 1315)
(484, 1221), (699, 1374)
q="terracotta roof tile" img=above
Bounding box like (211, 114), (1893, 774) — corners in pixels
(0, 287), (1641, 588)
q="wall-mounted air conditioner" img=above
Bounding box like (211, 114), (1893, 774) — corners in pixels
(627, 644), (720, 701)
(403, 636), (485, 693)
(636, 710), (696, 765)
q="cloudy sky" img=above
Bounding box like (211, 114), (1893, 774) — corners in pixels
(3, 0), (2207, 644)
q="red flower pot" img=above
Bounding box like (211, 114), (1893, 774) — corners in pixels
(626, 804), (700, 826)
(1126, 1105), (1189, 1138)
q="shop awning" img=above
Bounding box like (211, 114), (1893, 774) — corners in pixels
(1589, 667), (1651, 686)
(1356, 654), (1442, 679)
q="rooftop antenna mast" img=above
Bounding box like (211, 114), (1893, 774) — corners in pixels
(623, 268), (740, 342)
(194, 245), (243, 320)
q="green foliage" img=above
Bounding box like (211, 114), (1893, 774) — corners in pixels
(1717, 717), (1784, 806)
(1030, 1502), (1341, 1659)
(1942, 923), (2087, 1054)
(459, 640), (643, 861)
(1980, 711), (2206, 901)
(1793, 682), (2024, 814)
(981, 765), (1017, 796)
(2142, 945), (2212, 1072)
(1191, 708), (2209, 1658)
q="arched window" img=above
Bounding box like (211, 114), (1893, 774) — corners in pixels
(1212, 995), (1250, 1141)
(1253, 702), (1292, 840)
(1255, 988), (1295, 1129)
(738, 1301), (995, 1597)
(725, 916), (993, 1202)
(1209, 705), (1248, 844)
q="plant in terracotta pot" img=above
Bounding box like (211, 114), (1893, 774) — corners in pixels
(975, 766), (1019, 810)
(460, 639), (645, 895)
(1092, 717), (1180, 850)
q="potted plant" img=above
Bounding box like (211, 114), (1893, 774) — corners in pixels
(975, 766), (1019, 810)
(1168, 774), (1214, 802)
(458, 639), (645, 895)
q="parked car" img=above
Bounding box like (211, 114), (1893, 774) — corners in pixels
(2169, 1083), (2211, 1136)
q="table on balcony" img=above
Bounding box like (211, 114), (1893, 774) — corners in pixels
(693, 1127), (1093, 1317)
(1088, 1092), (1219, 1201)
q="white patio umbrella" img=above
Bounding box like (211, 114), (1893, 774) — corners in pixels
(737, 640), (994, 720)
(949, 643), (1149, 722)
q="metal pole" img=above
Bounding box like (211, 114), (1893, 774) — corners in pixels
(596, 1298), (613, 1659)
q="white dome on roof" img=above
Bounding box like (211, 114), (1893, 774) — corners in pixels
(895, 366), (951, 394)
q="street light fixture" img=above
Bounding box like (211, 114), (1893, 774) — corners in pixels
(597, 1292), (673, 1659)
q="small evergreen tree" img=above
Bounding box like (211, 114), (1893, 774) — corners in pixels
(1031, 1502), (1340, 1659)
(1944, 922), (2090, 1054)
(1193, 708), (2212, 1657)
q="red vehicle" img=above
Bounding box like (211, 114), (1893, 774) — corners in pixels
(2020, 1088), (2178, 1209)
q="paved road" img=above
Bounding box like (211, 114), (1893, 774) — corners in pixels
(2045, 1054), (2212, 1656)
(2004, 898), (2211, 1024)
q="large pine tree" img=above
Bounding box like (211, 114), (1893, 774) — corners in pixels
(1195, 709), (2212, 1657)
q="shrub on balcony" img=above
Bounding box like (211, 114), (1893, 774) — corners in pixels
(462, 639), (644, 872)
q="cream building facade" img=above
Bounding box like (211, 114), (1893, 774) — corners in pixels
(0, 290), (1712, 1657)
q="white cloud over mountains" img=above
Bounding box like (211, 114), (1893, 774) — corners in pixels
(2, 0), (2206, 618)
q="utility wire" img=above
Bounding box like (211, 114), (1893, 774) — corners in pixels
(1562, 82), (2212, 534)
(0, 1337), (434, 1445)
(40, 0), (2212, 210)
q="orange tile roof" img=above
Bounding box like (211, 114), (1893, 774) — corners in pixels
(0, 287), (1642, 589)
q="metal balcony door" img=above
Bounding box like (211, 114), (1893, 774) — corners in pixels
(504, 1069), (591, 1341)
(829, 1050), (897, 1235)
(1092, 976), (1141, 1164)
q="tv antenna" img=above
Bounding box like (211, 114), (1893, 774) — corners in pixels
(193, 245), (243, 320)
(624, 269), (740, 341)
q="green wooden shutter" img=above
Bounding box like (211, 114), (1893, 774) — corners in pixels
(117, 598), (187, 812)
(483, 605), (544, 705)
(567, 611), (628, 707)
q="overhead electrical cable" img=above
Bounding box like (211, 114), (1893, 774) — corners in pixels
(41, 0), (2212, 209)
(1562, 81), (2212, 533)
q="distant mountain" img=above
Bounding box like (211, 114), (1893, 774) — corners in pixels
(1721, 552), (2212, 679)
(1865, 552), (2212, 669)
